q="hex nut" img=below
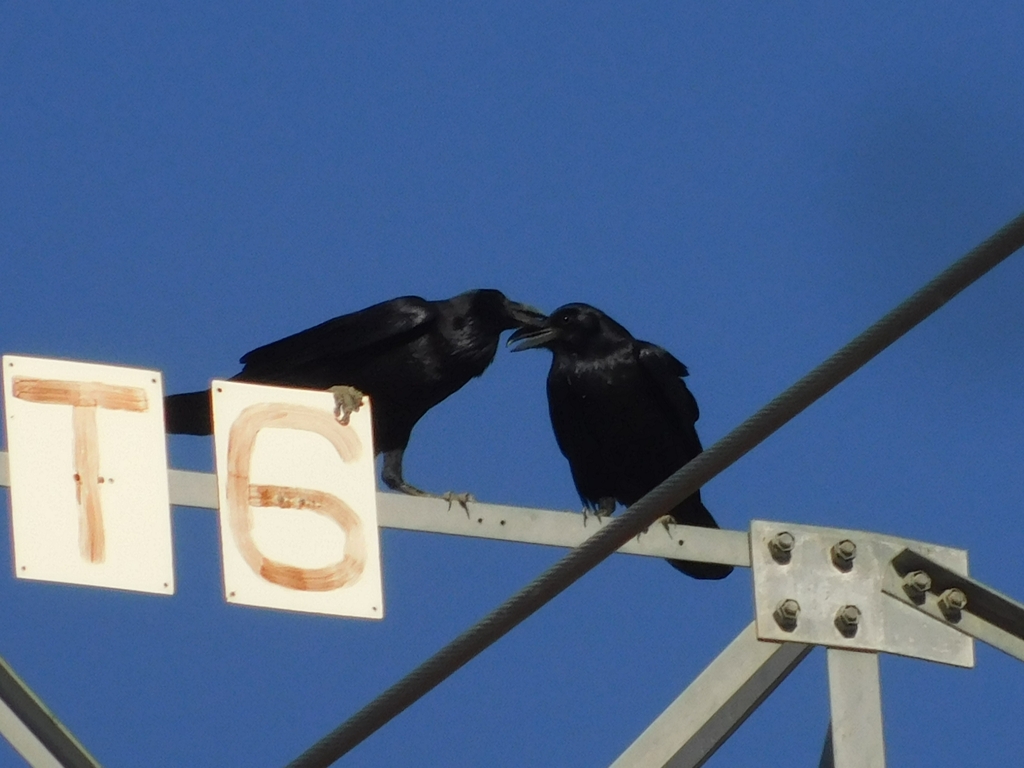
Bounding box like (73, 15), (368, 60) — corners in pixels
(834, 604), (861, 637)
(902, 570), (932, 602)
(768, 532), (796, 564)
(774, 598), (800, 631)
(938, 588), (968, 620)
(831, 539), (857, 571)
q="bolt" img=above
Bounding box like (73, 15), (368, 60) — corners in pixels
(835, 604), (861, 637)
(938, 588), (968, 620)
(902, 570), (932, 601)
(831, 539), (857, 571)
(768, 532), (795, 563)
(774, 598), (800, 631)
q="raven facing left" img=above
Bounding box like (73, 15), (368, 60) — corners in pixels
(165, 289), (544, 501)
(509, 303), (733, 580)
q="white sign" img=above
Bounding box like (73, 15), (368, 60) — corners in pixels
(211, 380), (383, 620)
(2, 355), (175, 595)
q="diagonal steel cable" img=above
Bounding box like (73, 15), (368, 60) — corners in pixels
(287, 209), (1024, 768)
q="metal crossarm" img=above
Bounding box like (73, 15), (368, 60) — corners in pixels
(176, 463), (755, 565)
(2, 454), (751, 566)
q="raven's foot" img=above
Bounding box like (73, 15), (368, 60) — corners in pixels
(329, 385), (366, 426)
(637, 515), (677, 541)
(584, 499), (616, 527)
(390, 479), (474, 517)
(442, 491), (475, 516)
(392, 480), (431, 497)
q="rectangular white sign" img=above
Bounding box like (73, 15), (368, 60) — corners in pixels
(211, 380), (384, 619)
(2, 355), (175, 594)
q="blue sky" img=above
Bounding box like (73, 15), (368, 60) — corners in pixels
(2, 4), (1023, 766)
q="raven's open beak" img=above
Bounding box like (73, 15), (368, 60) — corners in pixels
(507, 301), (547, 327)
(507, 317), (558, 352)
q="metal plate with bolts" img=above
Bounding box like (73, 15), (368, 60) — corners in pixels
(882, 548), (1024, 664)
(750, 520), (974, 667)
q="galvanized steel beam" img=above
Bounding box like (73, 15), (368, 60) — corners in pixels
(0, 654), (101, 768)
(1, 453), (751, 567)
(609, 623), (811, 768)
(823, 649), (886, 768)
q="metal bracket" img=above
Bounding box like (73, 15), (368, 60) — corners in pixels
(882, 548), (1024, 663)
(750, 521), (973, 667)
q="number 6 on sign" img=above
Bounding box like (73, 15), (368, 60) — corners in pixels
(211, 380), (384, 619)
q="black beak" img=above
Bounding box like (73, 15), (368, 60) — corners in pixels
(507, 316), (558, 351)
(506, 300), (547, 328)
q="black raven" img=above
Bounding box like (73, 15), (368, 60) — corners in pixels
(508, 303), (732, 579)
(166, 289), (544, 502)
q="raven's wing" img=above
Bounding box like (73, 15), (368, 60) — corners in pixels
(638, 342), (732, 578)
(637, 342), (700, 427)
(546, 372), (605, 509)
(238, 296), (437, 374)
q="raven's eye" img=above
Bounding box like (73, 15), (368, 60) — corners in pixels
(558, 312), (572, 325)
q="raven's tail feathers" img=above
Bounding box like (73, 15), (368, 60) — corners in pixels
(164, 390), (213, 435)
(665, 495), (734, 581)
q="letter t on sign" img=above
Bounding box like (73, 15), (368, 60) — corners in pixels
(2, 356), (175, 594)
